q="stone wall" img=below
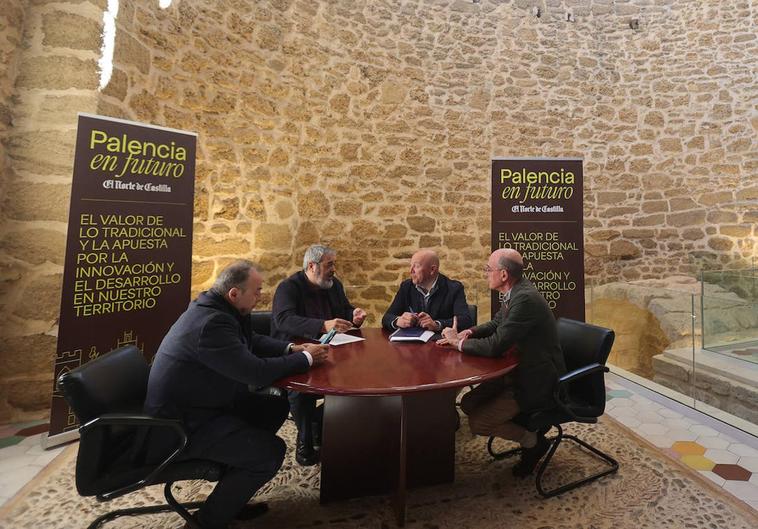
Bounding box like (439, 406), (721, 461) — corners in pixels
(0, 0), (756, 422)
(0, 0), (102, 423)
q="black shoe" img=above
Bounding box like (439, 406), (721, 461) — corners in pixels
(235, 502), (269, 521)
(512, 435), (550, 478)
(295, 441), (320, 466)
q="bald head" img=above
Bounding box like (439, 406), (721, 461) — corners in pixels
(410, 249), (439, 289)
(494, 249), (523, 270)
(486, 249), (524, 292)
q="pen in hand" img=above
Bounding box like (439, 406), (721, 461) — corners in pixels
(320, 328), (337, 344)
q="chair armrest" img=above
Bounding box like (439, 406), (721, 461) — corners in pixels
(80, 414), (189, 500)
(558, 363), (608, 385)
(552, 363), (609, 422)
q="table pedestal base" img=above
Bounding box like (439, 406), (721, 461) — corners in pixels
(320, 389), (457, 525)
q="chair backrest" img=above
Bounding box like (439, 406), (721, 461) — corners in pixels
(467, 304), (478, 326)
(556, 318), (615, 415)
(250, 310), (272, 336)
(58, 345), (150, 424)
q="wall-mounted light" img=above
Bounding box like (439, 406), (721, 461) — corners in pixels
(629, 19), (640, 30)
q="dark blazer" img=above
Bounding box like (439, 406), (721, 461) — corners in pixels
(462, 278), (565, 413)
(381, 273), (473, 331)
(271, 270), (355, 341)
(144, 291), (310, 434)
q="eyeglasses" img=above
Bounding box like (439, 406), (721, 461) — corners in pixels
(483, 266), (505, 274)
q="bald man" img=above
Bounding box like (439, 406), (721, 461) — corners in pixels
(382, 249), (473, 333)
(438, 249), (566, 477)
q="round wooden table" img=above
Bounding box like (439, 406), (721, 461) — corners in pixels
(277, 328), (517, 526)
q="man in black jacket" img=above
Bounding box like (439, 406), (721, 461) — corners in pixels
(271, 244), (367, 466)
(145, 260), (328, 529)
(382, 249), (473, 332)
(438, 249), (565, 477)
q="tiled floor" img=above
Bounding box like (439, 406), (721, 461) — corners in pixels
(0, 420), (65, 506)
(606, 373), (758, 511)
(1, 377), (757, 512)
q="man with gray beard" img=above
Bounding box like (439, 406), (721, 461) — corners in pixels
(271, 244), (367, 465)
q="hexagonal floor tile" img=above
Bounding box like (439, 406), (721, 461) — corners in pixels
(639, 423), (668, 436)
(680, 455), (715, 471)
(671, 441), (706, 456)
(696, 436), (730, 450)
(606, 389), (633, 399)
(712, 464), (752, 481)
(737, 457), (758, 473)
(0, 437), (24, 450)
(704, 448), (739, 465)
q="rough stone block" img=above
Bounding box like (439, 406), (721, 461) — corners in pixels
(43, 11), (101, 52)
(0, 333), (57, 378)
(114, 29), (151, 74)
(194, 237), (251, 257)
(15, 274), (63, 322)
(407, 216), (436, 233)
(17, 56), (98, 89)
(609, 240), (641, 260)
(4, 182), (70, 222)
(667, 210), (706, 227)
(254, 223), (292, 251)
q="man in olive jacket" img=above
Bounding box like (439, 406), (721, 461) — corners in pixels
(439, 248), (565, 477)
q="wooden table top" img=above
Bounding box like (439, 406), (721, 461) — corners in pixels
(276, 327), (517, 396)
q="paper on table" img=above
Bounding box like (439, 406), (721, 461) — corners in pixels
(318, 332), (366, 346)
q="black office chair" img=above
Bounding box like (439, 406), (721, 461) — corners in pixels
(467, 304), (478, 326)
(487, 318), (618, 498)
(58, 345), (223, 529)
(250, 310), (272, 336)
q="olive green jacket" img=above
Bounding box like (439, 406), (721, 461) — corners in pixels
(462, 278), (566, 412)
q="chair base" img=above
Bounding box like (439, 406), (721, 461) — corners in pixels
(487, 424), (619, 498)
(89, 482), (202, 529)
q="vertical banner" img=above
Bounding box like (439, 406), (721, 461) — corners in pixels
(48, 113), (196, 441)
(491, 158), (584, 321)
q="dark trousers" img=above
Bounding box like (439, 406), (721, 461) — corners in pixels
(287, 390), (323, 447)
(182, 392), (290, 529)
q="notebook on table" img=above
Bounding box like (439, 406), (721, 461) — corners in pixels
(389, 327), (436, 343)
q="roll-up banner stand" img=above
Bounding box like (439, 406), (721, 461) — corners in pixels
(491, 158), (584, 321)
(45, 113), (196, 447)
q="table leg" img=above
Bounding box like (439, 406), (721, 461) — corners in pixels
(396, 395), (408, 526)
(320, 389), (456, 510)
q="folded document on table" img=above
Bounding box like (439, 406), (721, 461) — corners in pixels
(389, 327), (435, 343)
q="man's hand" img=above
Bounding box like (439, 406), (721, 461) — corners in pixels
(301, 343), (329, 365)
(323, 318), (352, 333)
(352, 308), (367, 327)
(437, 316), (460, 348)
(417, 312), (439, 331)
(396, 312), (418, 328)
(459, 328), (474, 340)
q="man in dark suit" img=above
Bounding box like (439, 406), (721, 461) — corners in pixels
(271, 244), (367, 466)
(439, 248), (565, 477)
(145, 260), (328, 529)
(382, 249), (473, 332)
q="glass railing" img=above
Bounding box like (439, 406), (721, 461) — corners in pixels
(701, 269), (758, 361)
(588, 277), (758, 436)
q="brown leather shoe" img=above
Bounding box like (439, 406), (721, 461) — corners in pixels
(512, 435), (550, 477)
